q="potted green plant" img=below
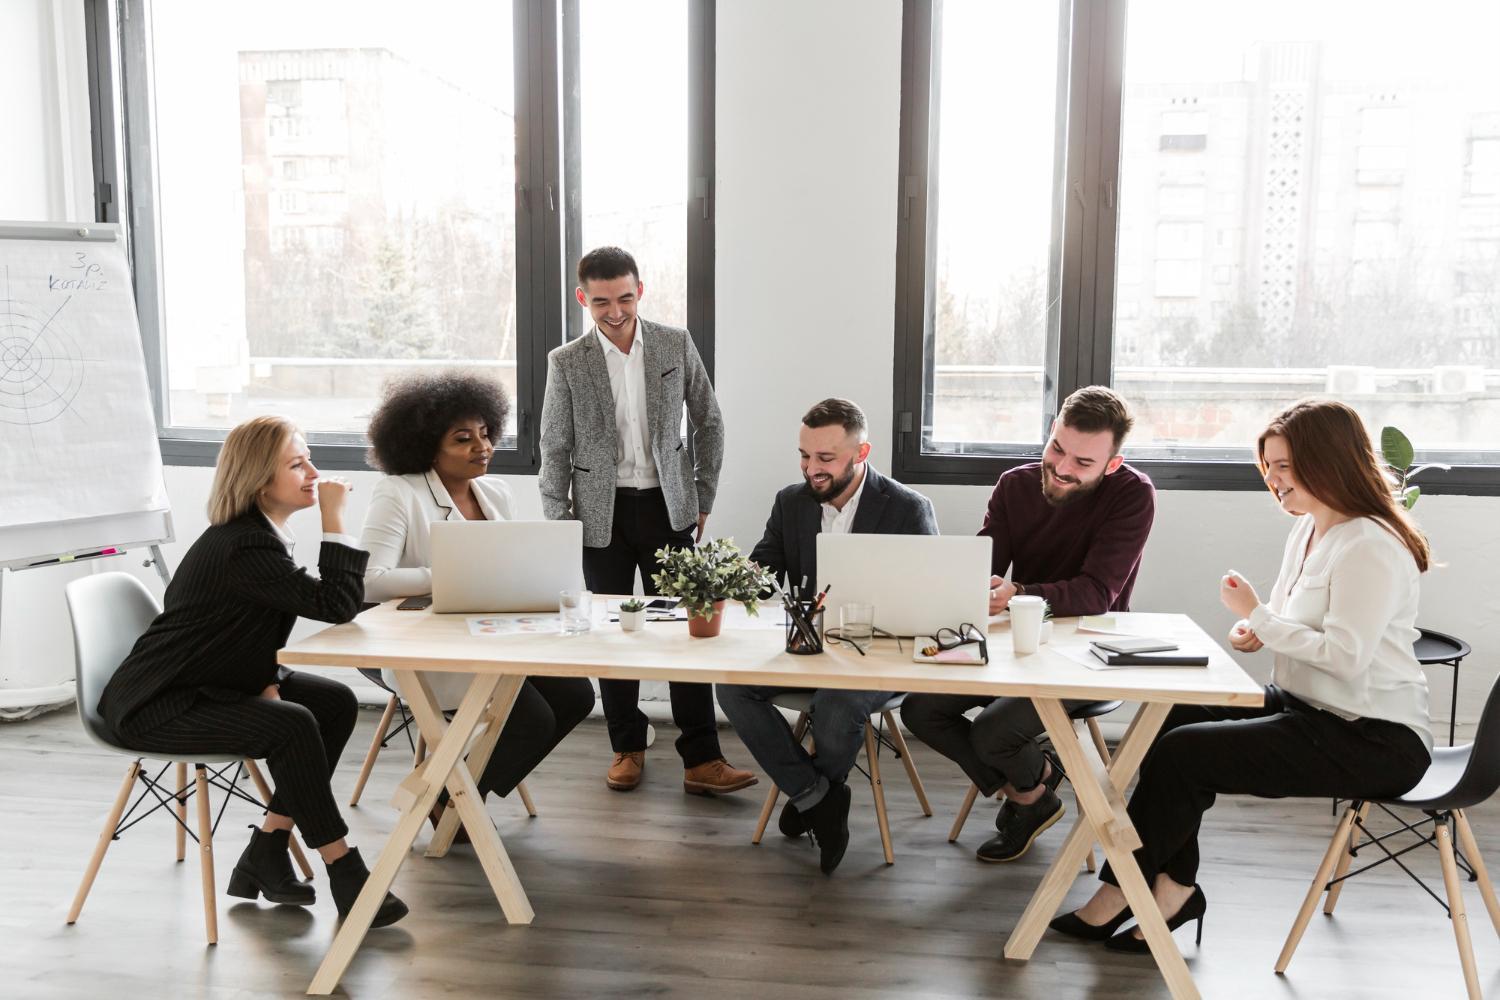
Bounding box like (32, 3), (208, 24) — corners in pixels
(618, 598), (647, 632)
(651, 538), (775, 638)
(1380, 426), (1449, 509)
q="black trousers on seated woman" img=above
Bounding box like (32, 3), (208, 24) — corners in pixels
(474, 676), (595, 799)
(121, 670), (358, 849)
(1100, 684), (1428, 890)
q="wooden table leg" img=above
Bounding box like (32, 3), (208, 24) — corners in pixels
(428, 682), (512, 858)
(307, 671), (505, 996)
(1006, 701), (1169, 961)
(1030, 698), (1199, 1000)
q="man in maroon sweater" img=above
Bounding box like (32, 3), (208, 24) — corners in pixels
(902, 386), (1155, 862)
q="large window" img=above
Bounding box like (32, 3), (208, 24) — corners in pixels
(894, 0), (1500, 492)
(93, 0), (714, 470)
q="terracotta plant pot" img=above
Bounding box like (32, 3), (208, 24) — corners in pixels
(687, 600), (727, 638)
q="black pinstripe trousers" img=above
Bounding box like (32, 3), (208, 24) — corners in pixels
(122, 671), (358, 848)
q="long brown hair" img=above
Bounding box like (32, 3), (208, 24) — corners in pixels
(1257, 400), (1430, 572)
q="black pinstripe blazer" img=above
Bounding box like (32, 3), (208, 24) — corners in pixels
(98, 509), (369, 738)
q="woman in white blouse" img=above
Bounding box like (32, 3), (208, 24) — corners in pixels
(1051, 399), (1432, 951)
(362, 372), (595, 823)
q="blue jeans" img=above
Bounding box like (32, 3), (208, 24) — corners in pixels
(717, 685), (894, 811)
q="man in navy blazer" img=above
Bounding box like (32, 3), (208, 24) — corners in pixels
(718, 399), (938, 874)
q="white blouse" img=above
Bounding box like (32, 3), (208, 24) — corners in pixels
(1247, 514), (1432, 751)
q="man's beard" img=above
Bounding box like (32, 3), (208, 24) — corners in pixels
(803, 458), (859, 502)
(1040, 460), (1104, 507)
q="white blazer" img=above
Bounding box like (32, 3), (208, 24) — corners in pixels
(360, 470), (516, 708)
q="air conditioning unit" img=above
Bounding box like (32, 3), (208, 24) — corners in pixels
(1325, 365), (1377, 396)
(1431, 365), (1485, 397)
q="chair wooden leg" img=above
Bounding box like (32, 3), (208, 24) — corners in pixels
(1085, 845), (1097, 873)
(243, 759), (313, 881)
(194, 767), (218, 946)
(1323, 801), (1370, 915)
(949, 784), (980, 843)
(1086, 718), (1111, 764)
(752, 713), (807, 844)
(864, 721), (895, 865)
(68, 760), (140, 924)
(516, 780), (537, 818)
(1277, 806), (1358, 973)
(882, 712), (932, 817)
(1437, 817), (1482, 999)
(350, 695), (398, 807)
(1454, 809), (1500, 938)
(174, 762), (188, 862)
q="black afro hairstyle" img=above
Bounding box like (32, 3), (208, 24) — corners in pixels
(366, 370), (511, 475)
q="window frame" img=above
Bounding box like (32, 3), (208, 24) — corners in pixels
(88, 0), (716, 473)
(891, 0), (1500, 496)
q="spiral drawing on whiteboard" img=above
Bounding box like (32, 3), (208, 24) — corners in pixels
(0, 291), (84, 427)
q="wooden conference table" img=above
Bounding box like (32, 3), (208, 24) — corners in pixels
(279, 601), (1263, 999)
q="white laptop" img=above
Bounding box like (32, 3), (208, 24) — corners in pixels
(815, 534), (991, 637)
(430, 520), (584, 613)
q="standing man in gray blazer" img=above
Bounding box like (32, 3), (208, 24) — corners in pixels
(539, 246), (757, 796)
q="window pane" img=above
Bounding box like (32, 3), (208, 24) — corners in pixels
(150, 1), (519, 440)
(577, 0), (687, 332)
(1114, 0), (1500, 456)
(926, 0), (1062, 451)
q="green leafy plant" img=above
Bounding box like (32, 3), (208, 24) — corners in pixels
(1380, 426), (1450, 510)
(619, 598), (646, 613)
(651, 538), (775, 622)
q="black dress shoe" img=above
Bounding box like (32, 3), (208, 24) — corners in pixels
(804, 782), (852, 875)
(1105, 884), (1206, 952)
(1049, 905), (1133, 941)
(227, 826), (315, 906)
(994, 750), (1066, 832)
(978, 788), (1064, 862)
(326, 847), (409, 928)
(778, 799), (808, 838)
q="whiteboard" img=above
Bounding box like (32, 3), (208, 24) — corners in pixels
(0, 221), (172, 568)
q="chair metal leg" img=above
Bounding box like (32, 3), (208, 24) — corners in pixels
(1436, 817), (1482, 999)
(882, 711), (932, 817)
(1323, 801), (1370, 915)
(949, 784), (979, 843)
(751, 713), (807, 844)
(194, 767), (218, 946)
(1454, 810), (1500, 938)
(243, 759), (313, 882)
(1277, 805), (1359, 973)
(174, 762), (188, 861)
(67, 760), (141, 924)
(350, 695), (399, 807)
(864, 721), (895, 866)
(516, 780), (538, 818)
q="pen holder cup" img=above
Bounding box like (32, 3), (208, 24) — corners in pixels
(785, 606), (825, 655)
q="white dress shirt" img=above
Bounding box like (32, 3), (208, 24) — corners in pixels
(596, 322), (659, 489)
(1247, 514), (1433, 751)
(265, 514), (358, 554)
(819, 465), (867, 535)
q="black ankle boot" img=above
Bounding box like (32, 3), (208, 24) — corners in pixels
(803, 782), (852, 875)
(227, 826), (315, 906)
(326, 848), (409, 928)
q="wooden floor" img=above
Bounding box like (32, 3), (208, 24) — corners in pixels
(3, 707), (1497, 999)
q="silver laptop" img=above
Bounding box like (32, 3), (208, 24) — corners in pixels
(816, 534), (991, 637)
(430, 520), (584, 613)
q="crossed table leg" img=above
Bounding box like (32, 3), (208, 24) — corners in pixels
(1006, 700), (1203, 1000)
(307, 670), (534, 995)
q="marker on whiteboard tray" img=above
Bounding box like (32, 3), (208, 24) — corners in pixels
(28, 547), (120, 568)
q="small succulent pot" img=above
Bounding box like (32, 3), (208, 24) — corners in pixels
(619, 600), (647, 632)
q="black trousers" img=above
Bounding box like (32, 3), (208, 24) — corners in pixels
(901, 693), (1091, 796)
(475, 676), (596, 798)
(1100, 684), (1430, 889)
(122, 670), (358, 849)
(582, 487), (721, 767)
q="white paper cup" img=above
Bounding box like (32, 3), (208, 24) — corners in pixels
(1010, 595), (1046, 654)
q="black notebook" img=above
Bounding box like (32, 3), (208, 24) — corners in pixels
(1088, 646), (1209, 668)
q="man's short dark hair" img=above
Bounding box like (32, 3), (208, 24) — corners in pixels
(1057, 385), (1134, 453)
(577, 246), (639, 286)
(366, 370), (511, 474)
(801, 398), (867, 440)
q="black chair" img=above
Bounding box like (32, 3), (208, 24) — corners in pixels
(1278, 674), (1500, 998)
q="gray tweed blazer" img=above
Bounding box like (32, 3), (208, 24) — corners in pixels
(538, 319), (724, 548)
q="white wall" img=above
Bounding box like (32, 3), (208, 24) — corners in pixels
(0, 0), (93, 221)
(3, 0), (1497, 736)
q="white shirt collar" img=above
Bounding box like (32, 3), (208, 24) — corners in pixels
(264, 512), (298, 551)
(594, 319), (644, 357)
(820, 465), (868, 534)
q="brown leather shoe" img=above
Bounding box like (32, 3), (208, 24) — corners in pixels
(683, 758), (759, 796)
(607, 751), (645, 791)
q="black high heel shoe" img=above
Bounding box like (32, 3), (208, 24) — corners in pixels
(1049, 904), (1134, 941)
(1104, 884), (1206, 952)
